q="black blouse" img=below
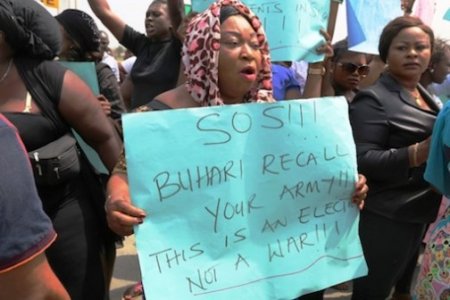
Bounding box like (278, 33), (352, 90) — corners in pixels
(349, 72), (441, 223)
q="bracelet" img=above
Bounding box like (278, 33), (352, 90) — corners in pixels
(412, 143), (419, 167)
(308, 66), (326, 76)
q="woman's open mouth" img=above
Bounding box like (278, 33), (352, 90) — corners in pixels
(240, 66), (257, 81)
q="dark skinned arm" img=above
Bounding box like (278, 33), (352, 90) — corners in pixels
(168, 0), (185, 39)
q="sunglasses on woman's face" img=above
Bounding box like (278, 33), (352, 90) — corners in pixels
(337, 62), (370, 76)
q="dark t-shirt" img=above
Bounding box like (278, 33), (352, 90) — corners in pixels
(0, 115), (56, 273)
(121, 25), (182, 109)
(96, 62), (126, 121)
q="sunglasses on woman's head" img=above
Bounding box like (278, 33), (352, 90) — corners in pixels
(337, 62), (370, 77)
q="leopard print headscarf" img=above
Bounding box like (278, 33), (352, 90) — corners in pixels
(182, 0), (273, 106)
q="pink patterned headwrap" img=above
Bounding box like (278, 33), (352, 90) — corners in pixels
(182, 0), (273, 106)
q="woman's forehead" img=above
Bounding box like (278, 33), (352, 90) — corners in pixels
(147, 2), (167, 12)
(220, 15), (255, 35)
(392, 27), (431, 43)
(338, 52), (367, 62)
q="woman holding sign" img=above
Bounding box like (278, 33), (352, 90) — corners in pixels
(106, 0), (368, 298)
(349, 16), (441, 300)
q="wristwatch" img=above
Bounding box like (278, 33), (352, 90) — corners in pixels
(307, 66), (326, 76)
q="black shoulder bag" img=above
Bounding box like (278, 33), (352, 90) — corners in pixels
(24, 92), (81, 186)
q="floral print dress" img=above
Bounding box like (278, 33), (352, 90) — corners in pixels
(414, 199), (450, 299)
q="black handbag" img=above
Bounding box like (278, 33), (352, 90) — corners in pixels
(21, 62), (120, 242)
(22, 92), (81, 186)
(28, 132), (81, 186)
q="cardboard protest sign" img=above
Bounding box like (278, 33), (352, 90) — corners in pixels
(191, 0), (329, 62)
(346, 0), (403, 54)
(444, 8), (450, 21)
(59, 61), (109, 175)
(123, 97), (368, 299)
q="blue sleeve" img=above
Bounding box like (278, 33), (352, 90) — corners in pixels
(0, 117), (56, 273)
(425, 103), (450, 196)
(272, 64), (301, 101)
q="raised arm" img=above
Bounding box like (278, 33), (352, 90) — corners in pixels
(302, 1), (340, 99)
(58, 71), (122, 171)
(301, 30), (333, 99)
(327, 0), (342, 41)
(168, 0), (184, 36)
(88, 0), (126, 42)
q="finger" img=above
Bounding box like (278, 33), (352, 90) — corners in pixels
(355, 174), (367, 189)
(352, 194), (365, 203)
(110, 210), (144, 226)
(319, 29), (331, 41)
(362, 185), (369, 195)
(107, 212), (134, 236)
(107, 199), (146, 219)
(100, 102), (111, 110)
(108, 221), (134, 237)
(107, 212), (140, 236)
(358, 200), (365, 210)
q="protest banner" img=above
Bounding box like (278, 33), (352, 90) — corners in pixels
(191, 0), (329, 62)
(346, 0), (403, 54)
(444, 8), (450, 21)
(59, 61), (109, 175)
(410, 0), (436, 26)
(123, 97), (368, 299)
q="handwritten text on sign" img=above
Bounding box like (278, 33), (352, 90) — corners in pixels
(123, 98), (368, 300)
(191, 0), (329, 62)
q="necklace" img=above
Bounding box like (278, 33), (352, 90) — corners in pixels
(408, 89), (425, 107)
(0, 59), (13, 84)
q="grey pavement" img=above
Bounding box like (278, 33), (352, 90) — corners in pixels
(110, 236), (142, 300)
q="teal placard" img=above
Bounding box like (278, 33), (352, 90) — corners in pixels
(444, 8), (450, 21)
(191, 0), (329, 62)
(185, 4), (192, 14)
(346, 0), (403, 54)
(59, 61), (109, 175)
(123, 97), (368, 299)
(59, 61), (100, 94)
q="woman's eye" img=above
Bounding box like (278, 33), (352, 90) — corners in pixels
(416, 45), (428, 51)
(223, 40), (239, 47)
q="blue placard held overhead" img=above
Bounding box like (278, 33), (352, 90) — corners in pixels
(123, 97), (368, 300)
(444, 8), (450, 21)
(191, 0), (329, 62)
(346, 0), (403, 54)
